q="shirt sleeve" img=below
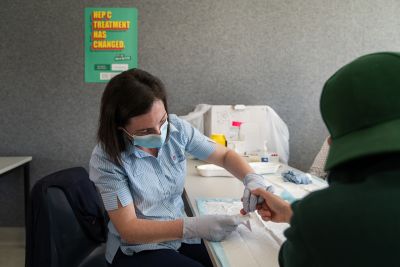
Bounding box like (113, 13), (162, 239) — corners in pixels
(178, 117), (216, 160)
(89, 146), (133, 211)
(278, 201), (312, 267)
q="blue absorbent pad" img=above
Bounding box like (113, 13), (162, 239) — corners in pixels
(196, 195), (297, 266)
(196, 198), (241, 267)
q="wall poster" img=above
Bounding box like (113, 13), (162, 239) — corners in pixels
(85, 8), (137, 83)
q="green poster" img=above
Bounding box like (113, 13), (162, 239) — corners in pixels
(84, 7), (137, 83)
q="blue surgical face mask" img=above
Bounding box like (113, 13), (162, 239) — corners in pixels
(124, 120), (169, 149)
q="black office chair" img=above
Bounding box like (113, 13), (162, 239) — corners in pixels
(47, 187), (107, 267)
(26, 167), (108, 267)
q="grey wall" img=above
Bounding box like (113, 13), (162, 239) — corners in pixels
(1, 0), (400, 226)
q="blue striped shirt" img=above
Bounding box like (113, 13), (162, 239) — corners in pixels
(89, 114), (216, 263)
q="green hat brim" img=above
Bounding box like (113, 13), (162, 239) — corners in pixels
(325, 118), (400, 170)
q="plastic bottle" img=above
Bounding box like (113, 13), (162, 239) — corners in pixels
(228, 121), (242, 141)
(227, 121), (245, 154)
(261, 140), (269, 162)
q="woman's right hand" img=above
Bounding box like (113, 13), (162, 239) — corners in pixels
(246, 188), (293, 223)
(182, 214), (240, 241)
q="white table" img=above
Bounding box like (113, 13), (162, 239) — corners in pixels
(183, 159), (327, 267)
(0, 157), (32, 225)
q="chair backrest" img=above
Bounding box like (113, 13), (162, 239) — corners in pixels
(47, 187), (100, 267)
(26, 167), (107, 267)
(308, 137), (330, 179)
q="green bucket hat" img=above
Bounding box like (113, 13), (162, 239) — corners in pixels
(321, 52), (400, 170)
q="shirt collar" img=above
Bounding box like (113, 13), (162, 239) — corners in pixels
(169, 120), (178, 134)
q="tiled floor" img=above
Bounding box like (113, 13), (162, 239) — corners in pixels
(0, 227), (25, 267)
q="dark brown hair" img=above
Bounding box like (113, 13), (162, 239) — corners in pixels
(97, 68), (169, 165)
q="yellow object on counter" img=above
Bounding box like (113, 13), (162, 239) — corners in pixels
(210, 134), (227, 147)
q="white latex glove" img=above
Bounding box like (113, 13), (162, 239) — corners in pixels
(183, 214), (241, 241)
(242, 173), (274, 213)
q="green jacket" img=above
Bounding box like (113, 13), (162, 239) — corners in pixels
(279, 162), (400, 267)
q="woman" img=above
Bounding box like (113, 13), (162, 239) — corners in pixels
(89, 69), (269, 267)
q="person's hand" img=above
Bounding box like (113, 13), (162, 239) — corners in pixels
(242, 173), (274, 213)
(246, 188), (293, 223)
(182, 214), (240, 241)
